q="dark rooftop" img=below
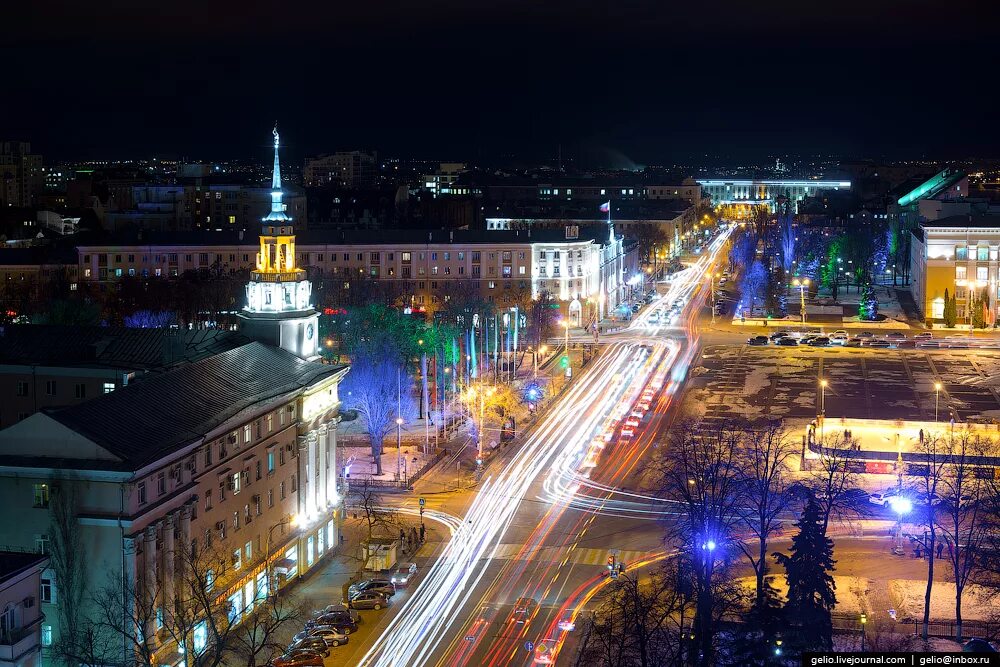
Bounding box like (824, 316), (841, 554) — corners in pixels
(43, 341), (346, 469)
(0, 551), (48, 581)
(0, 325), (248, 370)
(75, 225), (620, 247)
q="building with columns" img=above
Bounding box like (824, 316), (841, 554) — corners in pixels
(0, 129), (349, 666)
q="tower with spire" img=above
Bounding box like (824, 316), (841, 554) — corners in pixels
(239, 126), (320, 360)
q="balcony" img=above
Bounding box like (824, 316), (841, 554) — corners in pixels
(0, 621), (42, 663)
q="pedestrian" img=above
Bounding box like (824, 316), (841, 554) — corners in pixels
(919, 428), (924, 443)
(914, 545), (922, 559)
(419, 523), (426, 542)
(937, 541), (944, 559)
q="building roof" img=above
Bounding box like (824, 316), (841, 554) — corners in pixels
(0, 245), (77, 266)
(40, 342), (346, 469)
(895, 168), (965, 207)
(487, 199), (691, 222)
(920, 214), (1000, 230)
(74, 225), (619, 248)
(0, 551), (48, 582)
(0, 325), (248, 370)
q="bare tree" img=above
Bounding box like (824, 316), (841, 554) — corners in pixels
(345, 482), (403, 581)
(48, 483), (87, 660)
(940, 430), (997, 642)
(228, 590), (313, 667)
(576, 562), (691, 667)
(912, 432), (950, 641)
(809, 432), (864, 534)
(735, 421), (795, 611)
(656, 419), (744, 666)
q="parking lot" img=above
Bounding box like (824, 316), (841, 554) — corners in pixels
(683, 344), (1000, 425)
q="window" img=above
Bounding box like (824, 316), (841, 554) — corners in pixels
(35, 534), (50, 555)
(39, 576), (54, 603)
(103, 382), (115, 394)
(268, 488), (274, 507)
(255, 460), (262, 481)
(75, 383), (86, 399)
(956, 246), (968, 260)
(219, 480), (226, 501)
(978, 246), (989, 261)
(244, 503), (251, 524)
(233, 510), (240, 531)
(245, 540), (253, 562)
(243, 424), (251, 444)
(45, 381), (56, 396)
(266, 414), (273, 433)
(956, 266), (967, 280)
(233, 547), (242, 570)
(42, 624), (52, 646)
(280, 481), (286, 499)
(231, 472), (241, 495)
(16, 381), (28, 397)
(401, 252), (411, 262)
(33, 483), (49, 508)
(204, 446), (213, 467)
(471, 252), (481, 263)
(205, 489), (213, 511)
(977, 266), (989, 282)
(155, 472), (165, 495)
(291, 474), (297, 492)
(279, 447), (285, 465)
(267, 449), (275, 473)
(137, 482), (147, 505)
(254, 494), (261, 516)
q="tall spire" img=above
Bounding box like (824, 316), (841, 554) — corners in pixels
(264, 123), (290, 222)
(271, 124), (281, 190)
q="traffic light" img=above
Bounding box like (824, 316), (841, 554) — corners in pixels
(607, 555), (615, 568)
(560, 355), (569, 368)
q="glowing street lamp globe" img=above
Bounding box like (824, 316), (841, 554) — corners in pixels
(889, 496), (912, 516)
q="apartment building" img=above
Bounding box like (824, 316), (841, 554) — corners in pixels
(75, 225), (638, 323)
(0, 552), (49, 667)
(0, 342), (347, 665)
(910, 214), (1000, 323)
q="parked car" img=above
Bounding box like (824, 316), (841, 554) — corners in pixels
(286, 639), (331, 657)
(271, 653), (324, 667)
(319, 604), (360, 621)
(885, 331), (906, 340)
(349, 578), (395, 599)
(513, 597), (539, 624)
(747, 335), (769, 346)
(856, 331), (874, 339)
(869, 489), (907, 508)
(807, 337), (831, 347)
(866, 339), (891, 348)
(390, 562), (418, 587)
(845, 337), (864, 347)
(293, 626), (348, 647)
(832, 329), (848, 338)
(914, 332), (933, 340)
(777, 337), (799, 346)
(349, 591), (390, 610)
(311, 612), (358, 633)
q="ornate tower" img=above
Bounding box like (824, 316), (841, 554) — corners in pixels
(239, 126), (320, 360)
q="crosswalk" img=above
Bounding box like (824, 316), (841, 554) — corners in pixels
(487, 543), (659, 567)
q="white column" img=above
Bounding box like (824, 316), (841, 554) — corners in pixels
(305, 432), (318, 518)
(122, 536), (140, 664)
(317, 424), (328, 509)
(328, 420), (338, 504)
(143, 525), (157, 642)
(161, 514), (175, 627)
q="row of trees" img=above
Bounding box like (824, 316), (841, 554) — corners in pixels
(579, 423), (1000, 665)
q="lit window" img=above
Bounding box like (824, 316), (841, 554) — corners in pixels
(41, 625), (52, 646)
(103, 382), (115, 394)
(977, 267), (988, 282)
(40, 577), (53, 603)
(33, 483), (49, 508)
(956, 266), (967, 280)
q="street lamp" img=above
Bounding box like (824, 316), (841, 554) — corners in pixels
(792, 278), (810, 326)
(561, 319), (570, 355)
(396, 417), (404, 482)
(707, 271), (720, 324)
(889, 496), (912, 555)
(265, 513), (301, 600)
(819, 379), (828, 444)
(860, 613), (867, 651)
(934, 382), (942, 422)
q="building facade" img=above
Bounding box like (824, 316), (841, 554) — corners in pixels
(304, 152), (377, 189)
(0, 143), (43, 209)
(697, 178), (851, 213)
(910, 215), (1000, 324)
(0, 552), (49, 667)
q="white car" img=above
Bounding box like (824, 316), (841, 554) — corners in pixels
(830, 333), (848, 345)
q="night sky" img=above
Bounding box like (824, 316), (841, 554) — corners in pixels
(4, 0), (996, 164)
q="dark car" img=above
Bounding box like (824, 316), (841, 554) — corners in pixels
(770, 331), (792, 341)
(271, 654), (324, 667)
(777, 337), (799, 346)
(885, 331), (906, 340)
(866, 339), (891, 348)
(349, 591), (390, 610)
(857, 331), (874, 339)
(512, 597), (539, 624)
(285, 639), (330, 657)
(807, 336), (830, 347)
(747, 335), (769, 346)
(312, 611), (358, 633)
(845, 337), (864, 347)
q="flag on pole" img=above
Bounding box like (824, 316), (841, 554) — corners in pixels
(599, 201), (611, 213)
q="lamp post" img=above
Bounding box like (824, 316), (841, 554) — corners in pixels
(819, 379), (828, 444)
(708, 271), (719, 324)
(265, 513), (300, 601)
(793, 278), (810, 326)
(934, 382), (942, 422)
(889, 496), (912, 555)
(395, 417), (403, 481)
(860, 613), (867, 651)
(562, 319), (570, 354)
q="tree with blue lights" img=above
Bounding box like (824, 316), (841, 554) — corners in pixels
(778, 208), (795, 276)
(773, 496), (836, 653)
(340, 338), (418, 475)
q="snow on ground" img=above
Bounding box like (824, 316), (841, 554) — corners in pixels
(736, 575), (869, 615)
(889, 579), (994, 622)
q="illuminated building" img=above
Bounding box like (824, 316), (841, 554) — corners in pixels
(697, 178), (851, 213)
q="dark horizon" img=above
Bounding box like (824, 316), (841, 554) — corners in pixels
(5, 0), (998, 165)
